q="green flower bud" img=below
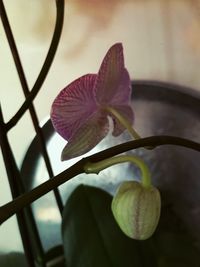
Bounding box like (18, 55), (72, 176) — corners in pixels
(111, 181), (161, 240)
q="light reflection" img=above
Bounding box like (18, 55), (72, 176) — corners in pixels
(30, 123), (133, 250)
(46, 129), (132, 201)
(36, 206), (61, 223)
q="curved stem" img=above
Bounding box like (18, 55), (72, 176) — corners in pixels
(106, 106), (141, 139)
(84, 155), (151, 187)
(0, 135), (199, 224)
(90, 135), (200, 162)
(4, 0), (64, 131)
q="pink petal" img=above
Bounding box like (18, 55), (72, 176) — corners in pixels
(109, 68), (132, 106)
(51, 74), (97, 140)
(109, 105), (134, 137)
(95, 43), (130, 104)
(61, 112), (109, 160)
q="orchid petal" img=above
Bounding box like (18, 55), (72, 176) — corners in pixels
(109, 68), (132, 106)
(61, 112), (109, 160)
(110, 105), (134, 137)
(51, 74), (97, 140)
(95, 43), (127, 104)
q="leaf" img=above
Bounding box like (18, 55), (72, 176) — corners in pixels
(154, 199), (200, 267)
(62, 185), (157, 267)
(0, 252), (27, 267)
(44, 245), (65, 267)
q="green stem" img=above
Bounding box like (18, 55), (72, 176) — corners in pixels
(0, 135), (199, 224)
(84, 155), (152, 188)
(106, 106), (141, 139)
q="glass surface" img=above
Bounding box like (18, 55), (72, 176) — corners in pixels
(21, 82), (200, 252)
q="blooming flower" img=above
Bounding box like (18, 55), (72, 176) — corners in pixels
(51, 43), (134, 160)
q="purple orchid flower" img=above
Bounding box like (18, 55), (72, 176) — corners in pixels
(51, 43), (134, 160)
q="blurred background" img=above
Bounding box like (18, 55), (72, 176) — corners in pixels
(1, 0), (200, 256)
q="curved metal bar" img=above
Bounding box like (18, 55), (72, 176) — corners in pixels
(0, 0), (65, 265)
(4, 0), (65, 131)
(0, 0), (64, 212)
(0, 105), (37, 266)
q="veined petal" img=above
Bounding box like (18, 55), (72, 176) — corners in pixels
(109, 68), (132, 106)
(61, 112), (109, 160)
(95, 43), (127, 104)
(110, 105), (134, 137)
(51, 74), (97, 140)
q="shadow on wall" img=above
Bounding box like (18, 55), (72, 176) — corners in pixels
(10, 0), (200, 59)
(27, 0), (131, 58)
(34, 0), (132, 57)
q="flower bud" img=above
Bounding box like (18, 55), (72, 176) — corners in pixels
(111, 181), (161, 240)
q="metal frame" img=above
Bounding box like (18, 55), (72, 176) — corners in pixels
(0, 1), (65, 266)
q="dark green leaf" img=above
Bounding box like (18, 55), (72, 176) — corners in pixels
(62, 185), (157, 267)
(155, 199), (200, 267)
(44, 245), (65, 267)
(0, 252), (27, 267)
